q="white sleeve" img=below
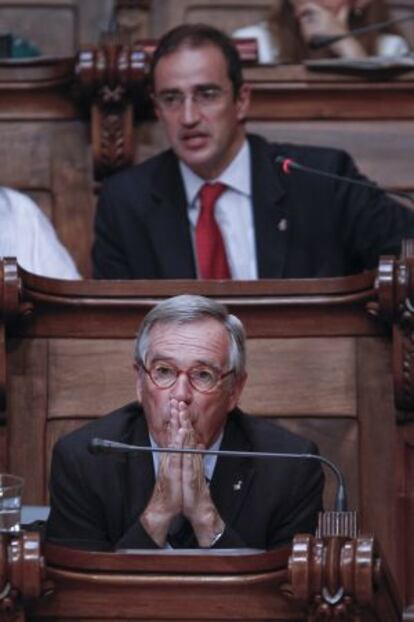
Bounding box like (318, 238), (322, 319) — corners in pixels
(4, 188), (81, 280)
(376, 34), (410, 58)
(232, 22), (279, 64)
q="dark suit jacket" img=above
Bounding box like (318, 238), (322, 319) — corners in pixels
(92, 134), (414, 279)
(46, 403), (324, 551)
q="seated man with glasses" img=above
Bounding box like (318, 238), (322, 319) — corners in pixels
(93, 23), (414, 280)
(46, 294), (324, 551)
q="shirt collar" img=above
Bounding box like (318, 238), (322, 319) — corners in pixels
(179, 139), (251, 206)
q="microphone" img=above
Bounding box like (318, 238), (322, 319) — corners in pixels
(275, 156), (414, 208)
(89, 437), (347, 512)
(308, 14), (414, 50)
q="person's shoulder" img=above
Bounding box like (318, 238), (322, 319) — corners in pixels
(249, 134), (352, 170)
(233, 409), (317, 453)
(0, 187), (54, 232)
(0, 187), (40, 213)
(100, 149), (175, 192)
(248, 133), (352, 170)
(54, 402), (143, 456)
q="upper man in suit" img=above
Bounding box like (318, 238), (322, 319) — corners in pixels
(46, 294), (323, 551)
(92, 23), (414, 280)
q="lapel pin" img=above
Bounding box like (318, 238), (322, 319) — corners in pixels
(277, 218), (288, 232)
(233, 480), (243, 491)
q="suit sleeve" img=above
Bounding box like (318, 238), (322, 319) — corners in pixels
(264, 445), (324, 548)
(46, 439), (159, 551)
(92, 181), (132, 279)
(333, 149), (414, 270)
(212, 441), (324, 550)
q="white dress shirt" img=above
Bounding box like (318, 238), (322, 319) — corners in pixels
(0, 187), (80, 279)
(179, 140), (258, 280)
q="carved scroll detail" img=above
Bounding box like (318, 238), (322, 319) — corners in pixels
(75, 45), (149, 180)
(0, 532), (49, 621)
(0, 258), (20, 321)
(288, 535), (379, 622)
(374, 244), (414, 417)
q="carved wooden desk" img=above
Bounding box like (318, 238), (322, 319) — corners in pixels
(0, 531), (401, 622)
(0, 256), (413, 617)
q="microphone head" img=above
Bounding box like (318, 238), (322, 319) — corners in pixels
(275, 156), (296, 175)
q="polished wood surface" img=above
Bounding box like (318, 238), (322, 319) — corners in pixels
(0, 258), (413, 616)
(0, 531), (402, 622)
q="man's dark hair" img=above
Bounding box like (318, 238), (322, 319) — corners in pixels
(149, 23), (243, 97)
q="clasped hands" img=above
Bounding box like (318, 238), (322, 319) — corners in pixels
(140, 398), (225, 547)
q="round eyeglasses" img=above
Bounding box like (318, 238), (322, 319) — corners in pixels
(140, 361), (234, 394)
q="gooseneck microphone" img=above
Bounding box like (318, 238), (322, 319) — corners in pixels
(88, 437), (347, 512)
(308, 13), (414, 50)
(275, 156), (414, 208)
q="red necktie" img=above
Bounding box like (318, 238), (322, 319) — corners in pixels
(195, 183), (231, 279)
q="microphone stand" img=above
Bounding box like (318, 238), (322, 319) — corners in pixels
(275, 156), (414, 210)
(89, 437), (353, 530)
(309, 13), (414, 50)
(91, 438), (345, 507)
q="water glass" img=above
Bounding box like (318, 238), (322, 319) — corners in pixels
(0, 474), (24, 533)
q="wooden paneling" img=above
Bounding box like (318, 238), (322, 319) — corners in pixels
(242, 338), (356, 417)
(48, 339), (136, 417)
(0, 0), (79, 56)
(46, 337), (357, 420)
(0, 0), (114, 56)
(7, 339), (48, 504)
(356, 337), (399, 579)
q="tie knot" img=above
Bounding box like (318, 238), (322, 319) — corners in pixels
(199, 182), (227, 209)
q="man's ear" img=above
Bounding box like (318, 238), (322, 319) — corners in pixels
(228, 372), (248, 411)
(152, 95), (161, 121)
(236, 83), (251, 123)
(134, 361), (143, 402)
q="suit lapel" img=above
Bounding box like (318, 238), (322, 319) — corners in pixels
(210, 412), (255, 526)
(146, 152), (196, 278)
(249, 135), (289, 278)
(120, 412), (155, 528)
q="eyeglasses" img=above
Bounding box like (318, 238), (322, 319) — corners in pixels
(153, 86), (229, 112)
(140, 361), (234, 393)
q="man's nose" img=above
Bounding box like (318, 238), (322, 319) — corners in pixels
(170, 372), (193, 402)
(180, 95), (201, 125)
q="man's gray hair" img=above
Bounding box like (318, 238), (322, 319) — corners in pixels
(135, 295), (246, 377)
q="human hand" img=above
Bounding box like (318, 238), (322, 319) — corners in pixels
(174, 402), (225, 547)
(295, 2), (349, 42)
(141, 399), (225, 547)
(139, 400), (186, 546)
(295, 3), (367, 58)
